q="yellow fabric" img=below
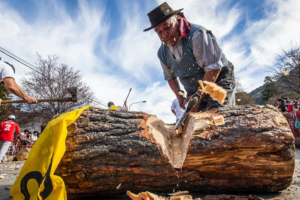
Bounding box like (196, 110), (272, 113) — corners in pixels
(10, 106), (91, 200)
(108, 105), (117, 110)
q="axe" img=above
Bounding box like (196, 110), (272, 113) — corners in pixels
(1, 87), (77, 104)
(123, 88), (132, 107)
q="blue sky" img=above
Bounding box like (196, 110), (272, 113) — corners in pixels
(1, 0), (300, 123)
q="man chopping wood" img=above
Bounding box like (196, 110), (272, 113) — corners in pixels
(0, 60), (37, 104)
(144, 2), (235, 111)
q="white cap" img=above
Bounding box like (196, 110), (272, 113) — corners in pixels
(8, 115), (15, 120)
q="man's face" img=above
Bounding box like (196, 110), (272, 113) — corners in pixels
(34, 132), (38, 135)
(154, 16), (180, 46)
(277, 101), (282, 106)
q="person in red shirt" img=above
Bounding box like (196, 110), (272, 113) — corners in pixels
(287, 101), (293, 112)
(0, 115), (20, 162)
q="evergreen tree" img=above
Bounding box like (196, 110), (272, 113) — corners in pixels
(262, 76), (280, 102)
(0, 84), (10, 122)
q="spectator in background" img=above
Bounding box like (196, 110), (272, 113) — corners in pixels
(285, 105), (288, 112)
(32, 131), (38, 141)
(17, 129), (28, 140)
(41, 123), (46, 133)
(277, 99), (286, 112)
(27, 132), (32, 140)
(283, 98), (287, 105)
(20, 129), (30, 145)
(285, 104), (300, 138)
(171, 90), (185, 122)
(0, 115), (20, 163)
(287, 101), (293, 112)
(292, 104), (298, 112)
(108, 101), (128, 111)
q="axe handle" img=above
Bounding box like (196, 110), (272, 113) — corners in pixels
(1, 97), (74, 104)
(123, 88), (132, 107)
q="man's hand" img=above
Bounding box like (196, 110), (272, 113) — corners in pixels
(178, 95), (186, 109)
(24, 96), (38, 104)
(0, 98), (2, 105)
(124, 100), (127, 107)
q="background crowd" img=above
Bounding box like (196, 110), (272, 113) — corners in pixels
(277, 98), (300, 138)
(0, 115), (41, 163)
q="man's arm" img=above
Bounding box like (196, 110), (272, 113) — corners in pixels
(15, 124), (21, 135)
(186, 29), (224, 108)
(2, 77), (37, 104)
(171, 110), (176, 116)
(168, 78), (185, 109)
(124, 100), (128, 109)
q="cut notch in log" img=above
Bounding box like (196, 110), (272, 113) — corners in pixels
(148, 111), (226, 169)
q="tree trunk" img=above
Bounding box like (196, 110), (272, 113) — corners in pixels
(55, 105), (295, 199)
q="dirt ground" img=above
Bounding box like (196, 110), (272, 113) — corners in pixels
(0, 150), (299, 200)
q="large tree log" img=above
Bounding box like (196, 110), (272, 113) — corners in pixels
(55, 105), (295, 199)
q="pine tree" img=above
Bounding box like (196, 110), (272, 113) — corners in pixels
(0, 84), (10, 122)
(262, 76), (280, 103)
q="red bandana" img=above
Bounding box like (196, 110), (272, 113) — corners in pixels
(176, 12), (191, 39)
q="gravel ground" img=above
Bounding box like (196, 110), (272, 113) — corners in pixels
(0, 150), (299, 200)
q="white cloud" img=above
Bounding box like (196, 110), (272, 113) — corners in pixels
(223, 0), (300, 91)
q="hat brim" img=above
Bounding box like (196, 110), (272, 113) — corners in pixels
(143, 8), (184, 32)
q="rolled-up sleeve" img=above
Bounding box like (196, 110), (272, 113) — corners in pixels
(160, 60), (176, 80)
(0, 61), (15, 82)
(192, 29), (224, 72)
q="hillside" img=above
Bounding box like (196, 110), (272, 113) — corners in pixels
(249, 85), (264, 105)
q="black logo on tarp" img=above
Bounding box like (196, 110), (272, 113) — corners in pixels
(20, 154), (54, 200)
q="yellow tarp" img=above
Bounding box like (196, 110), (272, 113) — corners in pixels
(10, 106), (91, 200)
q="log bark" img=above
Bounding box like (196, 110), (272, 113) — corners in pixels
(55, 105), (295, 199)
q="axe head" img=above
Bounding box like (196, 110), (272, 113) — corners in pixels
(67, 87), (78, 102)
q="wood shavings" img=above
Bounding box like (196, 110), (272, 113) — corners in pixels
(168, 191), (189, 196)
(198, 81), (227, 104)
(116, 183), (122, 190)
(212, 115), (225, 126)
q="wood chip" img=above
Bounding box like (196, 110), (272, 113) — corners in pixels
(212, 115), (225, 126)
(170, 195), (193, 200)
(168, 191), (189, 196)
(200, 81), (227, 104)
(116, 183), (122, 190)
(127, 191), (167, 200)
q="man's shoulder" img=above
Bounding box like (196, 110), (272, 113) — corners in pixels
(189, 23), (206, 34)
(158, 43), (167, 55)
(6, 121), (18, 125)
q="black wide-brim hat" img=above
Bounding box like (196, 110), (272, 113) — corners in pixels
(144, 2), (183, 32)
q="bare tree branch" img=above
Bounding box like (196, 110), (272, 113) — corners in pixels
(20, 54), (96, 123)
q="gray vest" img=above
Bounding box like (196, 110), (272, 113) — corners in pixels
(158, 24), (228, 95)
